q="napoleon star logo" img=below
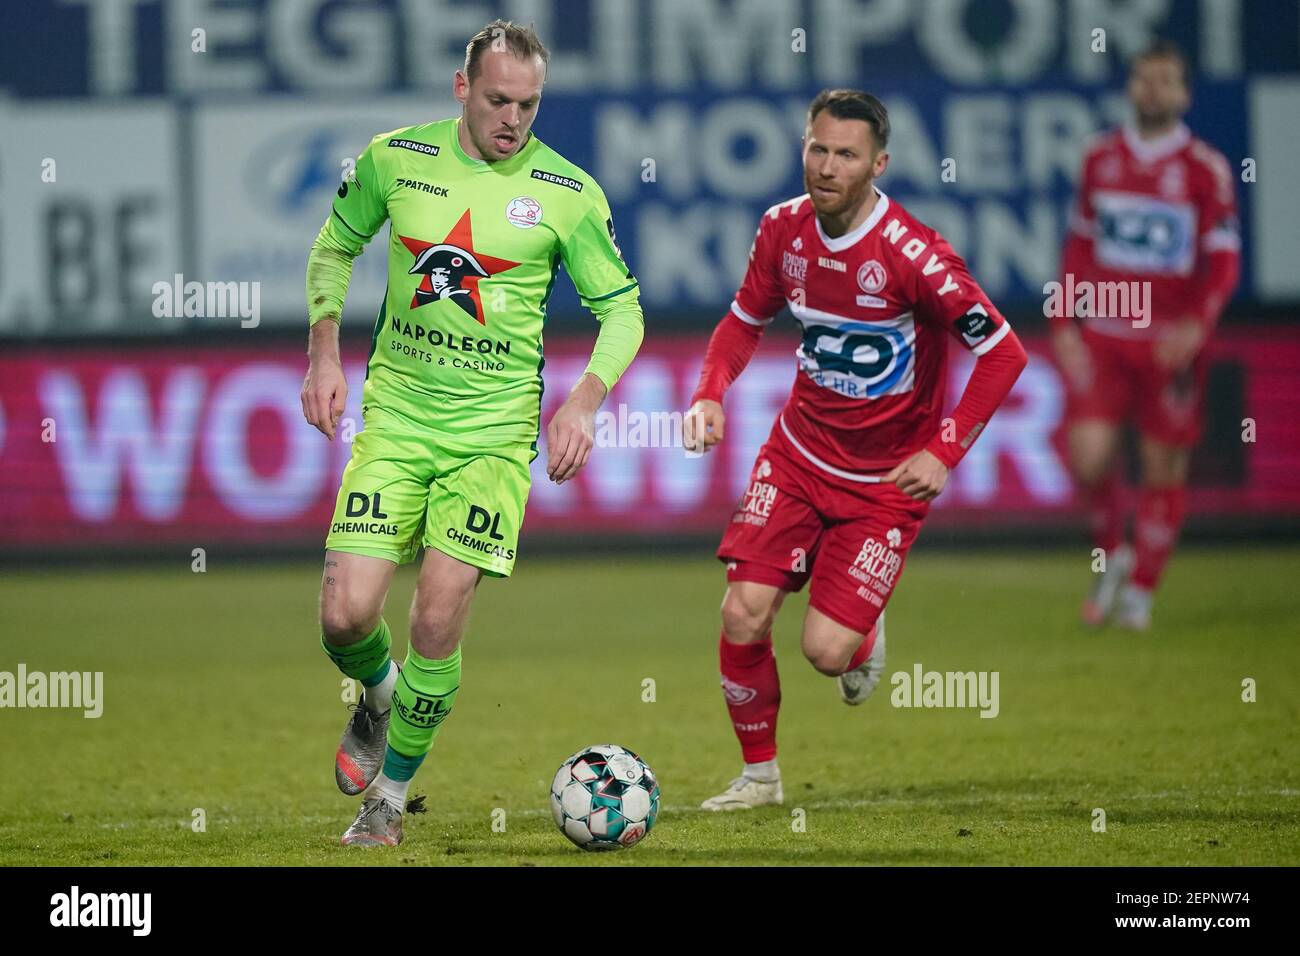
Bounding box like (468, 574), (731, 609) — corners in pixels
(399, 210), (521, 324)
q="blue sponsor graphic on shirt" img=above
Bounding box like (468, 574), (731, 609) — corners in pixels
(798, 318), (915, 399)
(1093, 192), (1196, 275)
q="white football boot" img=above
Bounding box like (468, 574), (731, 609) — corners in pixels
(700, 774), (784, 811)
(1080, 543), (1135, 627)
(837, 611), (886, 705)
(1114, 583), (1154, 632)
(340, 794), (404, 847)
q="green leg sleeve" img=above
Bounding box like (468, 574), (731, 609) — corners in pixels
(385, 645), (461, 773)
(321, 619), (392, 685)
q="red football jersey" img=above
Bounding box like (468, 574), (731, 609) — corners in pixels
(1060, 122), (1240, 338)
(730, 189), (1014, 476)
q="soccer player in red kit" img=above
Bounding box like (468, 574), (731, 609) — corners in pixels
(1053, 40), (1240, 632)
(682, 89), (1028, 810)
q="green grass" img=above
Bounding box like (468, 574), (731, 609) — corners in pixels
(2, 545), (1298, 866)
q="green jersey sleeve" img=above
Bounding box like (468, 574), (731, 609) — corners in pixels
(306, 134), (393, 326)
(583, 303), (644, 393)
(328, 134), (390, 253)
(559, 181), (643, 391)
(305, 238), (356, 326)
(561, 182), (639, 305)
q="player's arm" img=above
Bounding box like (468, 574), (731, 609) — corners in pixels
(1052, 145), (1099, 389)
(549, 184), (645, 484)
(301, 137), (390, 440)
(1156, 146), (1242, 371)
(684, 213), (787, 453)
(886, 240), (1028, 501)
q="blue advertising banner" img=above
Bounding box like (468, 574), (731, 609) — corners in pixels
(2, 0), (1296, 332)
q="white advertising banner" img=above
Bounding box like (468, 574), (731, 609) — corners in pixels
(0, 100), (184, 334)
(192, 97), (458, 326)
(1248, 79), (1300, 300)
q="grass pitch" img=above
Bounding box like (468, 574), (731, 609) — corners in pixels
(2, 545), (1298, 866)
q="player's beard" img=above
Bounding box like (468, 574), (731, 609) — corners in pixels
(1132, 89), (1186, 134)
(804, 170), (873, 220)
(1134, 106), (1181, 133)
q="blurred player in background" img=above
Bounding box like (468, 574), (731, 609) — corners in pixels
(682, 89), (1027, 809)
(1053, 40), (1240, 632)
(301, 20), (642, 845)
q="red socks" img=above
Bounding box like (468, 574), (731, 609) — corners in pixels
(718, 632), (781, 763)
(843, 621), (879, 673)
(1085, 472), (1126, 555)
(1133, 486), (1185, 591)
(717, 622), (880, 762)
(1080, 471), (1184, 591)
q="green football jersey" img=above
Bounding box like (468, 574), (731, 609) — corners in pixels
(317, 118), (639, 443)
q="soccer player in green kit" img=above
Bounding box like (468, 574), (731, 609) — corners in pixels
(301, 20), (644, 847)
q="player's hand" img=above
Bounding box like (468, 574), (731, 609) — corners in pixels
(301, 358), (348, 441)
(1154, 319), (1205, 372)
(885, 449), (949, 502)
(683, 399), (725, 454)
(1051, 324), (1092, 392)
(546, 374), (605, 484)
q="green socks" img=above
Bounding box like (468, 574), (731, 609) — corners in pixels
(324, 621), (461, 787)
(385, 645), (461, 775)
(321, 619), (393, 685)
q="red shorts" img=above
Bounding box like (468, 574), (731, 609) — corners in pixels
(717, 419), (930, 635)
(1067, 326), (1208, 447)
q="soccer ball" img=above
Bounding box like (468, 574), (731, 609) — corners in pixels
(549, 744), (660, 851)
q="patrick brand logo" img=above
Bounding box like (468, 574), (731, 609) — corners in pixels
(50, 886), (151, 936)
(0, 664), (103, 718)
(891, 663), (1000, 718)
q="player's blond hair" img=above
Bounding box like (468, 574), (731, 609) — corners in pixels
(464, 19), (550, 82)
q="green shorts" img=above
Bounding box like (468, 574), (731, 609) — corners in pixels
(325, 418), (533, 576)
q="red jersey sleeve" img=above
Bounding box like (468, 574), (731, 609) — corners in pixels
(690, 312), (765, 405)
(910, 234), (1027, 469)
(1188, 142), (1241, 331)
(1056, 145), (1098, 333)
(690, 209), (788, 404)
(912, 234), (1013, 357)
(730, 209), (788, 326)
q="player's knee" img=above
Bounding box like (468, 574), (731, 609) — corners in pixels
(1140, 448), (1188, 488)
(1068, 428), (1116, 487)
(319, 601), (379, 645)
(802, 640), (849, 677)
(1072, 453), (1111, 489)
(1140, 456), (1180, 488)
(1142, 471), (1183, 490)
(720, 588), (777, 643)
(408, 605), (463, 660)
